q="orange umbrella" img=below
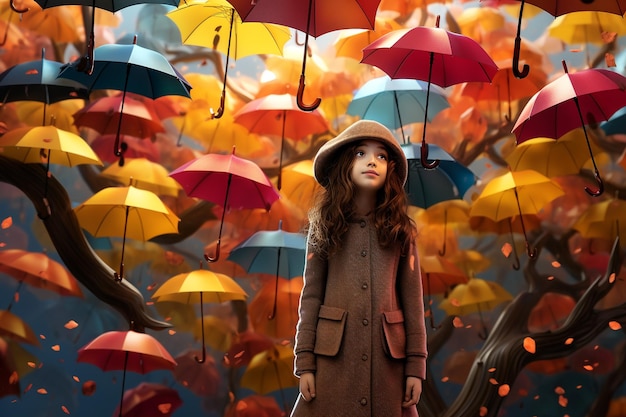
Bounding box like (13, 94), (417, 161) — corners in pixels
(225, 395), (283, 417)
(0, 249), (82, 297)
(0, 309), (39, 345)
(100, 157), (182, 197)
(420, 254), (468, 328)
(277, 160), (321, 214)
(233, 93), (329, 189)
(528, 292), (576, 332)
(248, 277), (302, 339)
(418, 199), (472, 256)
(333, 14), (403, 61)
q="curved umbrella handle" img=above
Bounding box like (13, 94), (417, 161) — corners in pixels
(512, 37), (530, 79)
(204, 239), (221, 263)
(10, 0), (28, 13)
(76, 32), (95, 75)
(297, 74), (321, 112)
(526, 242), (537, 259)
(420, 140), (440, 169)
(584, 170), (604, 197)
(211, 91), (226, 119)
(295, 30), (305, 46)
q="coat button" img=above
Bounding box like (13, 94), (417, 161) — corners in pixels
(360, 250), (367, 257)
(360, 398), (368, 406)
(361, 283), (368, 290)
(361, 354), (368, 361)
(360, 220), (366, 228)
(362, 319), (369, 326)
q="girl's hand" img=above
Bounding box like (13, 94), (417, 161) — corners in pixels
(402, 376), (422, 408)
(299, 372), (316, 401)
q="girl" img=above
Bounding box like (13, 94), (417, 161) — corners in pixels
(291, 119), (428, 417)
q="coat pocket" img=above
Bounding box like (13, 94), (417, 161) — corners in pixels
(381, 309), (406, 359)
(313, 305), (347, 357)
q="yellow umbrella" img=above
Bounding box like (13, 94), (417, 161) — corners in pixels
(277, 160), (321, 214)
(417, 199), (472, 256)
(469, 169), (564, 258)
(448, 249), (492, 276)
(332, 14), (402, 61)
(100, 157), (182, 197)
(505, 128), (604, 178)
(572, 198), (626, 249)
(192, 314), (234, 352)
(8, 3), (83, 43)
(547, 11), (626, 45)
(152, 269), (247, 363)
(0, 124), (102, 217)
(439, 277), (512, 338)
(74, 185), (180, 280)
(455, 6), (507, 42)
(240, 343), (299, 396)
(167, 0), (290, 118)
(0, 309), (39, 346)
(14, 99), (84, 131)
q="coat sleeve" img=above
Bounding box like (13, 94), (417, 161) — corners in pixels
(398, 241), (428, 380)
(293, 239), (328, 376)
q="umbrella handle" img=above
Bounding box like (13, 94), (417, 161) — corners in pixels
(525, 241), (537, 259)
(420, 140), (440, 169)
(211, 92), (226, 119)
(205, 238), (221, 263)
(512, 0), (529, 79)
(76, 32), (95, 76)
(10, 0), (28, 13)
(297, 74), (321, 112)
(584, 171), (604, 197)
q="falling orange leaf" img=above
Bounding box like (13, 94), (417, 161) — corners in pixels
(583, 364), (594, 371)
(565, 337), (574, 345)
(609, 321), (622, 330)
(479, 406), (488, 416)
(551, 261), (561, 268)
(39, 334), (45, 340)
(1, 217), (12, 229)
(498, 384), (510, 397)
(27, 362), (36, 368)
(609, 273), (616, 284)
(555, 386), (565, 395)
(453, 317), (464, 328)
(441, 376), (449, 382)
(488, 368), (496, 373)
(523, 337), (536, 353)
(558, 395), (568, 407)
(73, 376), (80, 382)
(606, 53), (616, 67)
(501, 242), (512, 258)
(64, 320), (79, 330)
(168, 330), (176, 335)
(37, 388), (48, 394)
(602, 31), (617, 43)
(9, 371), (18, 384)
(489, 378), (498, 385)
(51, 345), (61, 352)
(157, 403), (172, 414)
(61, 405), (70, 414)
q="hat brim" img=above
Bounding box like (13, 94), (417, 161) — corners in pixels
(313, 120), (407, 187)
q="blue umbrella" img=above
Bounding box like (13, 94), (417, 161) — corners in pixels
(0, 48), (88, 125)
(402, 143), (477, 209)
(347, 75), (449, 144)
(58, 35), (192, 164)
(227, 220), (306, 318)
(600, 105), (626, 136)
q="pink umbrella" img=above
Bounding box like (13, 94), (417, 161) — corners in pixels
(169, 148), (280, 261)
(512, 60), (626, 196)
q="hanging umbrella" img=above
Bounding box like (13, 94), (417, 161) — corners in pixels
(73, 185), (180, 281)
(332, 13), (403, 61)
(167, 0), (290, 118)
(0, 124), (103, 217)
(169, 148), (280, 261)
(362, 15), (498, 167)
(469, 169), (564, 259)
(225, 395), (283, 417)
(419, 199), (472, 256)
(14, 98), (84, 132)
(248, 277), (302, 340)
(90, 134), (160, 164)
(151, 268), (247, 363)
(505, 128), (604, 178)
(528, 292), (576, 332)
(240, 343), (299, 412)
(112, 382), (182, 417)
(57, 35), (192, 164)
(0, 48), (88, 125)
(173, 349), (222, 397)
(77, 330), (177, 417)
(228, 0), (381, 111)
(233, 93), (329, 189)
(224, 330), (274, 368)
(0, 310), (39, 345)
(347, 75), (450, 143)
(72, 94), (165, 142)
(100, 158), (181, 197)
(31, 0), (178, 76)
(512, 60), (626, 196)
(438, 277), (512, 339)
(278, 160), (321, 214)
(0, 249), (82, 297)
(572, 197), (626, 250)
(228, 220), (305, 318)
(505, 0), (626, 78)
(192, 314), (234, 352)
(401, 142), (477, 209)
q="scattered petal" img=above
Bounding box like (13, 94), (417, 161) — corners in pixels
(609, 321), (622, 330)
(523, 337), (536, 354)
(82, 381), (96, 396)
(168, 330), (176, 335)
(73, 376), (80, 382)
(452, 317), (464, 328)
(9, 371), (18, 384)
(551, 261), (561, 268)
(555, 386), (565, 395)
(488, 367), (496, 373)
(479, 406), (488, 416)
(27, 362), (36, 368)
(64, 320), (79, 330)
(498, 384), (510, 397)
(559, 395), (568, 407)
(583, 364), (594, 371)
(1, 217), (12, 229)
(609, 273), (616, 284)
(501, 242), (512, 258)
(51, 345), (61, 352)
(61, 405), (70, 414)
(37, 388), (48, 394)
(489, 378), (498, 385)
(565, 338), (574, 345)
(441, 376), (449, 382)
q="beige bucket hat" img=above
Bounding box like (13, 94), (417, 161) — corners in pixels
(313, 119), (407, 187)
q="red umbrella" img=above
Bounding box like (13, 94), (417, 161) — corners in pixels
(228, 0), (381, 110)
(112, 382), (182, 417)
(78, 330), (177, 417)
(512, 61), (626, 196)
(90, 134), (160, 164)
(362, 15), (498, 167)
(169, 148), (280, 261)
(233, 93), (329, 189)
(173, 349), (221, 396)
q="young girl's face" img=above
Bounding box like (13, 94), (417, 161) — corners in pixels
(350, 139), (388, 192)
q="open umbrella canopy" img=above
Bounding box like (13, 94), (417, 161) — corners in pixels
(112, 382), (182, 417)
(438, 277), (512, 316)
(572, 198), (626, 248)
(0, 249), (82, 297)
(0, 310), (39, 346)
(151, 269), (248, 304)
(100, 157), (181, 197)
(332, 13), (403, 61)
(547, 10), (626, 45)
(240, 343), (299, 395)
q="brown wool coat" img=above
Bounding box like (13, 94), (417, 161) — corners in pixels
(291, 217), (428, 417)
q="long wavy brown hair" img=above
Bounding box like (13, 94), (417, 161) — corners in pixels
(307, 141), (416, 257)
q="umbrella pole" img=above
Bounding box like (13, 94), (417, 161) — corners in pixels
(477, 304), (489, 340)
(212, 9), (235, 119)
(118, 351), (129, 417)
(438, 209), (447, 256)
(513, 187), (537, 258)
(39, 148), (52, 219)
(205, 173), (232, 262)
(76, 5), (96, 75)
(195, 292), (207, 363)
(512, 0), (530, 79)
(113, 67), (132, 166)
(272, 359), (288, 413)
(508, 218), (521, 270)
(573, 96), (604, 196)
(296, 0), (321, 111)
(426, 273), (437, 329)
(277, 111), (286, 190)
(269, 247), (281, 320)
(420, 48), (439, 169)
(114, 206), (130, 281)
(393, 91), (407, 144)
